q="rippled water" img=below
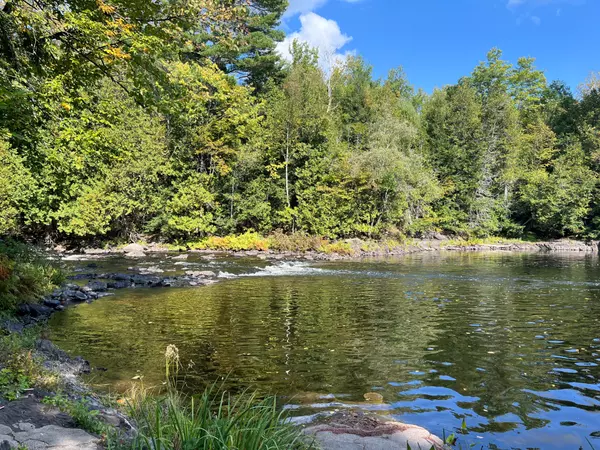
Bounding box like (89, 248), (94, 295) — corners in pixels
(49, 252), (600, 449)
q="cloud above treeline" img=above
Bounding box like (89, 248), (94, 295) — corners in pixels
(278, 0), (358, 69)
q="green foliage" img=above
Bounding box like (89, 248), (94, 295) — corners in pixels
(0, 367), (31, 401)
(0, 348), (57, 401)
(1, 0), (599, 246)
(0, 240), (64, 311)
(43, 395), (110, 436)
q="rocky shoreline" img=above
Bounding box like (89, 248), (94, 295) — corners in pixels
(55, 238), (600, 262)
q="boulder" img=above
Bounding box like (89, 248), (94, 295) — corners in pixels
(43, 299), (61, 309)
(303, 412), (449, 450)
(111, 273), (132, 281)
(185, 270), (216, 278)
(122, 243), (145, 253)
(16, 304), (53, 318)
(108, 280), (131, 289)
(171, 254), (188, 260)
(86, 281), (108, 292)
(63, 290), (88, 302)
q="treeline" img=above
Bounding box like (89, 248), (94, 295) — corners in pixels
(1, 0), (599, 243)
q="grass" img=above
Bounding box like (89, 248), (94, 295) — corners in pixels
(107, 345), (310, 450)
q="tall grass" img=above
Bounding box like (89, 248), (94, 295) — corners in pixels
(114, 345), (310, 450)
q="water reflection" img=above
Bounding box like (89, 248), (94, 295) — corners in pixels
(50, 252), (600, 449)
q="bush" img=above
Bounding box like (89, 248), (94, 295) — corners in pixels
(0, 240), (64, 311)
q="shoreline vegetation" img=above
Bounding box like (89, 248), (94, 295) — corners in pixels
(79, 233), (600, 257)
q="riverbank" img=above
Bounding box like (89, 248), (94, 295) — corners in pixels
(56, 235), (600, 261)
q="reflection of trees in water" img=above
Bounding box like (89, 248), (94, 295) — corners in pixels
(49, 253), (600, 436)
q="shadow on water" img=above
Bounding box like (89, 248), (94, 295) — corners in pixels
(49, 252), (600, 449)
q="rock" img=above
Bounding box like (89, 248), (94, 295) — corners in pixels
(171, 254), (188, 260)
(85, 281), (107, 292)
(363, 392), (384, 403)
(15, 423), (35, 432)
(303, 412), (448, 450)
(122, 243), (145, 253)
(43, 299), (61, 309)
(125, 251), (146, 258)
(185, 270), (216, 278)
(64, 283), (81, 291)
(139, 266), (164, 274)
(0, 426), (13, 435)
(17, 304), (53, 318)
(111, 273), (132, 281)
(107, 280), (130, 289)
(0, 437), (18, 449)
(1, 321), (24, 334)
(12, 425), (99, 449)
(63, 290), (88, 302)
(53, 245), (67, 253)
(98, 411), (121, 427)
(36, 339), (69, 360)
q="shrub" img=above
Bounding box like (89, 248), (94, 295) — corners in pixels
(0, 240), (64, 311)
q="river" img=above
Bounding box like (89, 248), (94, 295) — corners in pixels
(48, 252), (600, 449)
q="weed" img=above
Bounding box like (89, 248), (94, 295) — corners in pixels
(43, 395), (110, 436)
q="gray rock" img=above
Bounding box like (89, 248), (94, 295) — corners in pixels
(15, 423), (35, 432)
(13, 425), (99, 449)
(122, 243), (145, 253)
(0, 437), (18, 450)
(139, 266), (164, 274)
(111, 273), (132, 281)
(171, 254), (188, 260)
(63, 290), (88, 302)
(185, 270), (216, 278)
(107, 280), (130, 289)
(125, 251), (146, 258)
(86, 281), (108, 292)
(17, 304), (53, 318)
(43, 299), (61, 308)
(303, 414), (449, 450)
(64, 283), (80, 291)
(0, 426), (13, 435)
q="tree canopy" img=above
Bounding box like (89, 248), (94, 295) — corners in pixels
(1, 0), (599, 243)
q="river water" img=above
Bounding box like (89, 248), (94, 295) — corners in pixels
(48, 252), (600, 449)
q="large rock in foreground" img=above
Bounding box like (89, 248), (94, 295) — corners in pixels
(304, 412), (449, 450)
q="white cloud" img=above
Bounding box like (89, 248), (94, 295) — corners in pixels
(284, 0), (328, 18)
(276, 12), (353, 70)
(531, 15), (541, 24)
(284, 0), (362, 18)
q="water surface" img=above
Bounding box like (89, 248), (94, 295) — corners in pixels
(49, 252), (600, 449)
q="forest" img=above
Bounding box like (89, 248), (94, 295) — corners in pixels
(1, 0), (600, 243)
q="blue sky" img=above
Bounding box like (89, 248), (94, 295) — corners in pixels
(277, 0), (600, 93)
